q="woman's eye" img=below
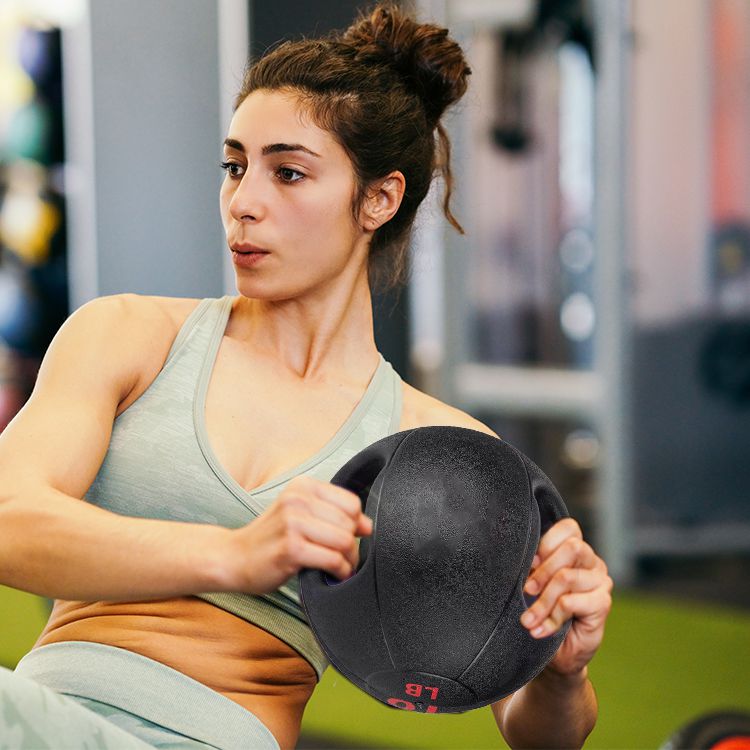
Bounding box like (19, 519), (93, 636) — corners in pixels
(277, 167), (304, 184)
(220, 161), (244, 178)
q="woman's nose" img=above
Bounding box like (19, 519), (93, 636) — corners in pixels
(228, 170), (264, 222)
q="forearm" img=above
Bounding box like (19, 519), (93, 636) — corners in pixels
(0, 486), (235, 601)
(498, 666), (597, 749)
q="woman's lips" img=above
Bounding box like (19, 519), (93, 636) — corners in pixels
(231, 248), (270, 268)
(231, 242), (269, 253)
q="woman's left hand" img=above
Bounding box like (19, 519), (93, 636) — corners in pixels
(520, 518), (613, 676)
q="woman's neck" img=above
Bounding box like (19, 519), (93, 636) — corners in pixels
(227, 273), (379, 384)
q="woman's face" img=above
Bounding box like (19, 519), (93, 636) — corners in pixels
(220, 88), (366, 300)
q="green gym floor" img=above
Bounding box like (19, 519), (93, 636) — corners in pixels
(2, 573), (748, 750)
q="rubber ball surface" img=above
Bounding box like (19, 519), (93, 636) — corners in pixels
(299, 426), (571, 713)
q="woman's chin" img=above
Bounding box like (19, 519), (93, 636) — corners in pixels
(234, 276), (299, 303)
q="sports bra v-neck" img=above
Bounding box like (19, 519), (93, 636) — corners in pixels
(193, 296), (394, 502)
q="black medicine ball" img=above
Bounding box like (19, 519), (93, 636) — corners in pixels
(299, 426), (571, 714)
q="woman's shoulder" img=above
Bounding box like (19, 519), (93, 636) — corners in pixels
(77, 292), (206, 346)
(399, 380), (498, 437)
(73, 293), (204, 414)
(91, 292), (202, 328)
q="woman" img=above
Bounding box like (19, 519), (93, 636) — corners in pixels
(0, 3), (612, 749)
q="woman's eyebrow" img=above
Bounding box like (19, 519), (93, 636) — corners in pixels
(223, 138), (321, 158)
(263, 142), (322, 158)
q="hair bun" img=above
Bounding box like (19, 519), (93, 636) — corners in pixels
(341, 3), (471, 127)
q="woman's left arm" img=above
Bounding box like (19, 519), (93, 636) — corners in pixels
(492, 518), (613, 749)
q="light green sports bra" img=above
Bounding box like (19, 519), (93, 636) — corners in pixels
(84, 295), (404, 679)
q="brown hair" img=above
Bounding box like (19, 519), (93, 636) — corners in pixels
(235, 1), (471, 292)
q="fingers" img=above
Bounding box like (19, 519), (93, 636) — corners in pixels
(284, 513), (355, 557)
(300, 490), (361, 534)
(520, 518), (613, 639)
(279, 476), (371, 579)
(287, 476), (373, 535)
(536, 517), (583, 560)
(524, 531), (598, 596)
(291, 535), (359, 581)
(521, 563), (609, 637)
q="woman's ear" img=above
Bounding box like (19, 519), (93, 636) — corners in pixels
(359, 171), (406, 231)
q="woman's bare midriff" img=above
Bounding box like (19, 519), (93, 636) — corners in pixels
(33, 597), (317, 750)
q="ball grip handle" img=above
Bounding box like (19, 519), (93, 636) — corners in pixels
(329, 430), (413, 512)
(306, 430), (412, 587)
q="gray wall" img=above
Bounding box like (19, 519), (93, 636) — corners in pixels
(64, 0), (225, 304)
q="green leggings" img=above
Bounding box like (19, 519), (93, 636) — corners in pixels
(0, 667), (214, 749)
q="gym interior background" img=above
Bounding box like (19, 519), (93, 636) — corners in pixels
(0, 0), (748, 748)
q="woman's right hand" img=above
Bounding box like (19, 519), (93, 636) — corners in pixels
(227, 475), (373, 595)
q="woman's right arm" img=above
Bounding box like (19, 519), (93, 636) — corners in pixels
(0, 295), (370, 602)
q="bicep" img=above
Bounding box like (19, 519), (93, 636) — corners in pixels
(491, 694), (515, 734)
(0, 295), (142, 500)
